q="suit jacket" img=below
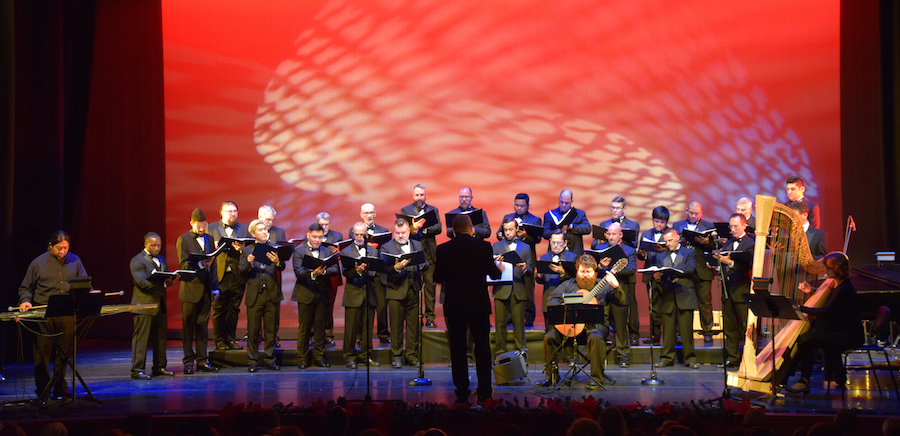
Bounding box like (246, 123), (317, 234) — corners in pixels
(349, 223), (390, 242)
(497, 212), (543, 248)
(542, 207), (591, 255)
(291, 243), (339, 304)
(434, 234), (502, 317)
(806, 227), (827, 260)
(672, 219), (715, 281)
(208, 220), (250, 283)
(720, 234), (755, 301)
(239, 243), (285, 307)
(176, 231), (220, 303)
(446, 206), (491, 240)
(491, 239), (534, 300)
(536, 249), (578, 292)
(794, 198), (820, 230)
(401, 203), (441, 262)
(379, 238), (429, 300)
(323, 230), (345, 286)
(638, 227), (668, 283)
(340, 243), (380, 308)
(596, 217), (641, 248)
(130, 250), (167, 316)
(592, 242), (637, 303)
(269, 225), (287, 243)
(653, 245), (698, 313)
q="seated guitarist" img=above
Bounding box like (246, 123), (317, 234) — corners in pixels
(540, 254), (625, 388)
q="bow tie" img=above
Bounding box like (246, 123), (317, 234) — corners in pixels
(192, 232), (204, 239)
(224, 224), (234, 229)
(667, 250), (677, 256)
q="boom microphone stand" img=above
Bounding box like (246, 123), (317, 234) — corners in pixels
(642, 282), (664, 386)
(409, 265), (431, 386)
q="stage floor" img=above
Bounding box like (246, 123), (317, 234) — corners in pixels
(1, 339), (898, 421)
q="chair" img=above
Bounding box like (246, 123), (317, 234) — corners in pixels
(841, 344), (899, 397)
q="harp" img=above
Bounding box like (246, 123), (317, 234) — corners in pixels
(726, 195), (830, 393)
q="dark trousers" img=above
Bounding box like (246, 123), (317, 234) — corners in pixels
(609, 302), (631, 360)
(794, 331), (861, 383)
(374, 279), (390, 340)
(182, 292), (212, 365)
(447, 314), (492, 402)
(325, 279), (339, 340)
(721, 296), (748, 362)
(213, 272), (244, 346)
(524, 276), (536, 324)
(33, 316), (74, 395)
(297, 293), (328, 363)
(695, 278), (713, 335)
(246, 297), (278, 366)
(626, 282), (640, 341)
(132, 310), (168, 373)
(422, 267), (436, 323)
(343, 303), (375, 362)
(661, 307), (696, 364)
(388, 288), (420, 361)
(494, 294), (526, 357)
(543, 326), (607, 378)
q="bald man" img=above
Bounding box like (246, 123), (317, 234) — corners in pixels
(352, 203), (391, 343)
(543, 189), (591, 255)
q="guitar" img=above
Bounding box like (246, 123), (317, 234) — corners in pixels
(554, 258), (629, 337)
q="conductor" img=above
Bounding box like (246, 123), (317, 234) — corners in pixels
(434, 214), (502, 404)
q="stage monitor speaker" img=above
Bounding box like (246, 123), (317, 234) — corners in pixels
(492, 350), (526, 384)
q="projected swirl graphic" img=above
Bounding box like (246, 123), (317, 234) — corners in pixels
(252, 0), (817, 228)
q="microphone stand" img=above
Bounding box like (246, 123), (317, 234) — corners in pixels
(707, 230), (738, 403)
(642, 279), (664, 386)
(409, 263), (432, 386)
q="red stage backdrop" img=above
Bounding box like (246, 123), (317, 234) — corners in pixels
(162, 0), (841, 330)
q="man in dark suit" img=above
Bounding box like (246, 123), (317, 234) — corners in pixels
(356, 202), (392, 343)
(789, 201), (827, 260)
(651, 228), (699, 368)
(736, 197), (755, 230)
(710, 214), (755, 367)
(596, 196), (641, 247)
(591, 223), (636, 367)
(497, 193), (543, 326)
(536, 231), (578, 329)
(435, 214), (502, 404)
(292, 223), (339, 368)
(541, 255), (625, 388)
(258, 205), (286, 347)
(176, 208), (220, 374)
(315, 212), (344, 346)
(239, 219), (285, 372)
(786, 176), (821, 229)
(447, 187), (491, 240)
(381, 218), (429, 368)
(207, 201), (249, 351)
(491, 217), (534, 357)
(543, 189), (591, 255)
(259, 205), (287, 243)
(130, 232), (175, 380)
(400, 184), (441, 328)
(672, 201), (716, 343)
(340, 222), (382, 368)
(637, 206), (670, 344)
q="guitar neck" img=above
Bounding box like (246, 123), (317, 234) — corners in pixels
(583, 278), (608, 303)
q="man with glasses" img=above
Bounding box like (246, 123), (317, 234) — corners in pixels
(543, 190), (591, 255)
(292, 223), (339, 368)
(497, 193), (542, 326)
(354, 203), (391, 343)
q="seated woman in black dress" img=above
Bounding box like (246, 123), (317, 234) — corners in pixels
(784, 252), (864, 394)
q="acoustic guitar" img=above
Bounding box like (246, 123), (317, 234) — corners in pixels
(555, 258), (628, 337)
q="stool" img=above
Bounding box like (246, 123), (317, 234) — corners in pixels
(842, 345), (899, 397)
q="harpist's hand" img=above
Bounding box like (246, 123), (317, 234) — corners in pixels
(798, 281), (813, 294)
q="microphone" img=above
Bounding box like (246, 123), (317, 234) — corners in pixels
(849, 216), (856, 231)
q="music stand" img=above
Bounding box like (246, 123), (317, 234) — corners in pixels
(545, 304), (610, 390)
(743, 292), (804, 406)
(39, 278), (103, 404)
